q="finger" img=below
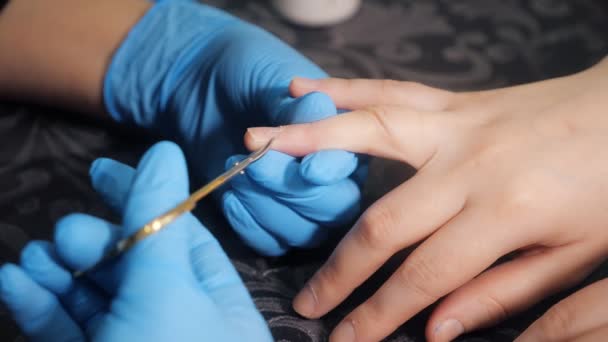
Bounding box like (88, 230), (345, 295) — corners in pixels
(427, 243), (601, 342)
(188, 225), (263, 320)
(57, 142), (202, 291)
(293, 172), (465, 319)
(54, 214), (121, 273)
(0, 264), (85, 341)
(330, 208), (515, 342)
(240, 151), (360, 225)
(278, 91), (358, 185)
(300, 149), (359, 186)
(246, 106), (445, 169)
(20, 241), (108, 332)
(516, 277), (608, 342)
(572, 325), (608, 342)
(119, 141), (198, 276)
(290, 77), (454, 111)
(122, 141), (189, 236)
(222, 191), (288, 256)
(89, 158), (136, 213)
(225, 155), (329, 249)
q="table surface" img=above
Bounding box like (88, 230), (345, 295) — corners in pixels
(1, 0), (607, 341)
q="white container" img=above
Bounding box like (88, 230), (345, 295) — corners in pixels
(271, 0), (362, 27)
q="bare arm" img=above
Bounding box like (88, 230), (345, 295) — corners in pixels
(0, 0), (150, 115)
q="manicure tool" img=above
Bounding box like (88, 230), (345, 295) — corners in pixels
(73, 138), (274, 278)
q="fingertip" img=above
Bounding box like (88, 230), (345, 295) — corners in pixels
(426, 299), (467, 341)
(0, 263), (47, 311)
(427, 318), (465, 342)
(123, 141), (190, 233)
(135, 141), (188, 187)
(54, 213), (117, 271)
(0, 263), (25, 298)
(0, 264), (84, 339)
(245, 127), (283, 152)
(20, 241), (53, 272)
(20, 241), (73, 295)
(289, 77), (321, 98)
(300, 150), (358, 185)
(89, 158), (103, 178)
(89, 158), (135, 191)
(292, 284), (320, 319)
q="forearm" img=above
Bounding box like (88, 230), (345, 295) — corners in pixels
(0, 0), (150, 115)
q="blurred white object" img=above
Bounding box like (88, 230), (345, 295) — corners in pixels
(271, 0), (362, 27)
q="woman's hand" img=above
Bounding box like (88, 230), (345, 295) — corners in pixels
(246, 57), (608, 341)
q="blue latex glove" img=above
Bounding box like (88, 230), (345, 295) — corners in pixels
(0, 142), (272, 342)
(104, 0), (363, 256)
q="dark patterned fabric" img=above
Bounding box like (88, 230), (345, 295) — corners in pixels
(1, 1), (607, 341)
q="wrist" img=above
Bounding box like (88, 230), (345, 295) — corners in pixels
(0, 0), (150, 113)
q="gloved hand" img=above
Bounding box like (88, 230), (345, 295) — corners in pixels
(0, 142), (272, 342)
(104, 0), (363, 256)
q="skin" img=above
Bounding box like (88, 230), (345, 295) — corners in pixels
(0, 0), (150, 114)
(2, 0), (606, 340)
(246, 57), (608, 341)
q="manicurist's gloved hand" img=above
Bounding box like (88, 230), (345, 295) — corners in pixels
(0, 142), (272, 342)
(104, 0), (362, 256)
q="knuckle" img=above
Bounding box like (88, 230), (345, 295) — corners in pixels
(312, 257), (342, 298)
(537, 303), (574, 339)
(347, 305), (383, 336)
(502, 186), (537, 214)
(360, 105), (395, 142)
(396, 258), (442, 301)
(478, 293), (510, 322)
(356, 204), (397, 249)
(402, 81), (456, 110)
(362, 105), (391, 127)
(343, 78), (358, 92)
(379, 79), (401, 100)
(497, 178), (544, 217)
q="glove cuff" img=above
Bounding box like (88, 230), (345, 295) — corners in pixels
(103, 1), (235, 130)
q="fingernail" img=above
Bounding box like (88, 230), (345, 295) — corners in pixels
(332, 320), (356, 342)
(293, 283), (318, 317)
(293, 77), (320, 90)
(434, 319), (465, 342)
(246, 127), (282, 143)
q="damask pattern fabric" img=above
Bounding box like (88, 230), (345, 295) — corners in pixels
(1, 1), (607, 341)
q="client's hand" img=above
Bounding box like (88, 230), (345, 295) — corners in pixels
(516, 278), (608, 342)
(0, 142), (272, 342)
(105, 0), (362, 256)
(246, 57), (608, 341)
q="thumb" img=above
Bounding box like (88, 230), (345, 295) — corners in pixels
(53, 141), (197, 283)
(246, 106), (445, 169)
(122, 141), (190, 234)
(118, 141), (195, 273)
